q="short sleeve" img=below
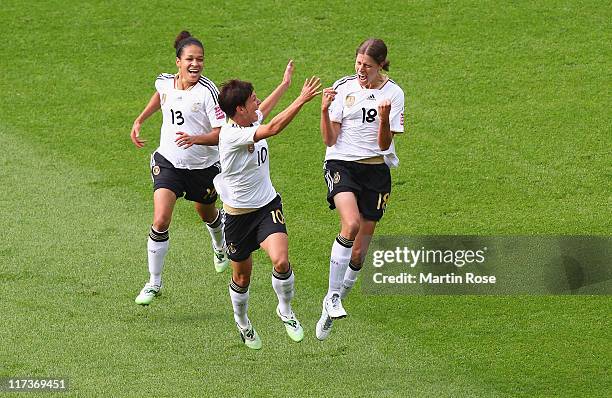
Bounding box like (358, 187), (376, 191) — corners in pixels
(389, 89), (405, 133)
(202, 80), (226, 128)
(329, 77), (352, 123)
(154, 74), (166, 93)
(224, 125), (258, 148)
(328, 91), (343, 123)
(155, 73), (174, 94)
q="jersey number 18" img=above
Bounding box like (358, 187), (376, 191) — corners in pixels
(361, 108), (378, 123)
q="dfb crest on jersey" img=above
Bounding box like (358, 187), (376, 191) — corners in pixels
(333, 171), (341, 184)
(192, 102), (201, 112)
(152, 165), (161, 176)
(345, 95), (355, 107)
(160, 94), (167, 106)
(247, 144), (255, 153)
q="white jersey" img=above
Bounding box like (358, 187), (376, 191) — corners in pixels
(214, 111), (277, 209)
(155, 73), (226, 169)
(326, 75), (405, 167)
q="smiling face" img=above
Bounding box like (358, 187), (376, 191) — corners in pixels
(176, 44), (204, 85)
(241, 92), (261, 124)
(355, 53), (382, 88)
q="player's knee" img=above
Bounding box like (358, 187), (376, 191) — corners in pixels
(233, 272), (251, 287)
(152, 217), (171, 232)
(272, 258), (290, 274)
(197, 203), (218, 224)
(342, 219), (360, 239)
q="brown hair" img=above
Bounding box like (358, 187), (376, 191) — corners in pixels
(174, 30), (204, 58)
(356, 38), (390, 71)
(219, 80), (254, 118)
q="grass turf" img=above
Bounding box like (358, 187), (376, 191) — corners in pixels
(0, 0), (610, 396)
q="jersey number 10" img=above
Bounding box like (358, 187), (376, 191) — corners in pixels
(257, 147), (268, 166)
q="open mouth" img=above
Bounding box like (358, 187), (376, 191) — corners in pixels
(358, 73), (367, 83)
(187, 68), (201, 78)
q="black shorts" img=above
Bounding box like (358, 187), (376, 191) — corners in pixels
(150, 152), (220, 204)
(224, 195), (287, 262)
(324, 159), (391, 221)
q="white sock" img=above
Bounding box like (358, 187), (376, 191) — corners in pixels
(327, 235), (353, 297)
(206, 209), (225, 251)
(229, 280), (249, 328)
(340, 261), (362, 299)
(147, 227), (169, 286)
(272, 266), (295, 316)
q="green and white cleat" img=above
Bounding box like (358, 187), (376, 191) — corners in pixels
(135, 282), (161, 306)
(237, 321), (262, 350)
(213, 247), (229, 273)
(276, 306), (304, 342)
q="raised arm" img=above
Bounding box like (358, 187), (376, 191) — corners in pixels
(257, 60), (294, 120)
(320, 87), (341, 147)
(254, 76), (321, 142)
(130, 92), (161, 148)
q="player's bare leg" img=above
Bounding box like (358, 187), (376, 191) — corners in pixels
(136, 188), (176, 305)
(195, 202), (228, 272)
(230, 256), (261, 349)
(261, 233), (303, 342)
(317, 192), (359, 339)
(340, 218), (376, 299)
(326, 192), (360, 317)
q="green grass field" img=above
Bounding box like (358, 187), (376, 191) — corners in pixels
(1, 0), (610, 396)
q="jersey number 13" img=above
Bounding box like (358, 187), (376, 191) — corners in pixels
(170, 109), (184, 125)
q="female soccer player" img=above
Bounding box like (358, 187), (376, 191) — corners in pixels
(130, 31), (229, 306)
(215, 61), (320, 349)
(316, 39), (405, 340)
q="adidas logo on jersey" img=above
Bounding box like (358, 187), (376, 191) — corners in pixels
(367, 94), (376, 101)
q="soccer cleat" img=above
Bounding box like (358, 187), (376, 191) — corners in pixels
(213, 247), (229, 273)
(135, 283), (162, 305)
(276, 306), (304, 342)
(315, 304), (333, 341)
(237, 320), (262, 350)
(324, 293), (347, 319)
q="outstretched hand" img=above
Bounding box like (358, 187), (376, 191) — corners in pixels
(282, 60), (294, 86)
(298, 76), (322, 104)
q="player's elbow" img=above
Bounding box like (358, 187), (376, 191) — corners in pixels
(378, 141), (391, 151)
(266, 123), (282, 137)
(323, 137), (336, 147)
(321, 130), (338, 147)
